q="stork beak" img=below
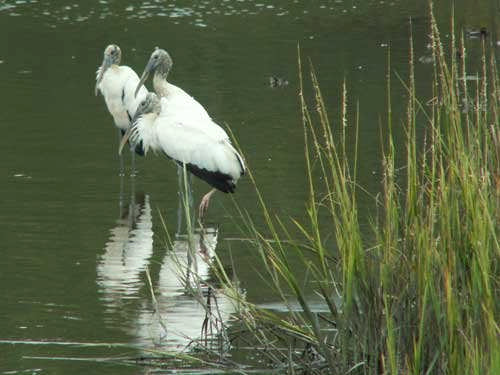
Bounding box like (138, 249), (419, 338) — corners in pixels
(95, 54), (112, 96)
(119, 106), (143, 155)
(118, 127), (133, 156)
(135, 59), (154, 97)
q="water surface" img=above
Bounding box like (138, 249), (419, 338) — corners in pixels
(0, 1), (497, 373)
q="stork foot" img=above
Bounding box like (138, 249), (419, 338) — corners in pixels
(198, 197), (210, 219)
(198, 189), (216, 219)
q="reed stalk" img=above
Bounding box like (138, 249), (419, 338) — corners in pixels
(161, 3), (500, 374)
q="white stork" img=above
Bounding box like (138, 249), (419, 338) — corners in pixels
(131, 47), (244, 217)
(119, 92), (245, 218)
(95, 44), (149, 175)
(135, 48), (210, 119)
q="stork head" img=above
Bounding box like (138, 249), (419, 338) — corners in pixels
(104, 44), (122, 65)
(135, 47), (173, 97)
(134, 92), (162, 119)
(118, 93), (162, 155)
(95, 44), (122, 96)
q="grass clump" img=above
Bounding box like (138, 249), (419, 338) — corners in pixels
(214, 3), (500, 374)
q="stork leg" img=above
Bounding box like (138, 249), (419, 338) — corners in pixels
(118, 171), (125, 219)
(130, 145), (137, 177)
(128, 170), (137, 228)
(176, 164), (194, 236)
(117, 129), (125, 177)
(199, 188), (217, 219)
(176, 165), (184, 236)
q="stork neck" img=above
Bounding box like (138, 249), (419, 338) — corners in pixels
(153, 72), (170, 97)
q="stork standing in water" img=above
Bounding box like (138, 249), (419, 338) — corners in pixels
(119, 92), (245, 219)
(135, 48), (210, 119)
(95, 44), (149, 175)
(132, 47), (243, 218)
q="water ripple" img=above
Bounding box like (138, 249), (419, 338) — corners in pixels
(2, 0), (406, 28)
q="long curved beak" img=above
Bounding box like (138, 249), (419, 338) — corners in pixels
(95, 55), (112, 96)
(119, 107), (144, 155)
(118, 127), (133, 155)
(134, 59), (154, 97)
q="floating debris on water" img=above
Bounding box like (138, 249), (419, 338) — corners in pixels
(269, 75), (289, 88)
(459, 75), (480, 81)
(466, 27), (489, 39)
(13, 173), (32, 179)
(418, 55), (434, 64)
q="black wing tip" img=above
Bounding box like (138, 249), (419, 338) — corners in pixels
(223, 181), (237, 194)
(134, 141), (145, 156)
(183, 162), (237, 193)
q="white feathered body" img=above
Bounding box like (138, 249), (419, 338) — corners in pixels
(97, 65), (148, 131)
(153, 76), (211, 122)
(133, 90), (245, 193)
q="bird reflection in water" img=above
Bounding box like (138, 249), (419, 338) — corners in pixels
(135, 225), (238, 352)
(96, 175), (153, 320)
(97, 175), (239, 352)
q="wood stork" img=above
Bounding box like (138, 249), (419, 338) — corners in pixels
(95, 44), (149, 175)
(135, 48), (209, 119)
(119, 92), (245, 218)
(132, 47), (243, 217)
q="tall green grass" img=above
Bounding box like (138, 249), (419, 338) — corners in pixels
(212, 3), (500, 374)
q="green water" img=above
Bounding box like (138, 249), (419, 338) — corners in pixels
(0, 0), (497, 373)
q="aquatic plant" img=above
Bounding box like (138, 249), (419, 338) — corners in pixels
(150, 3), (499, 374)
(211, 3), (500, 374)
